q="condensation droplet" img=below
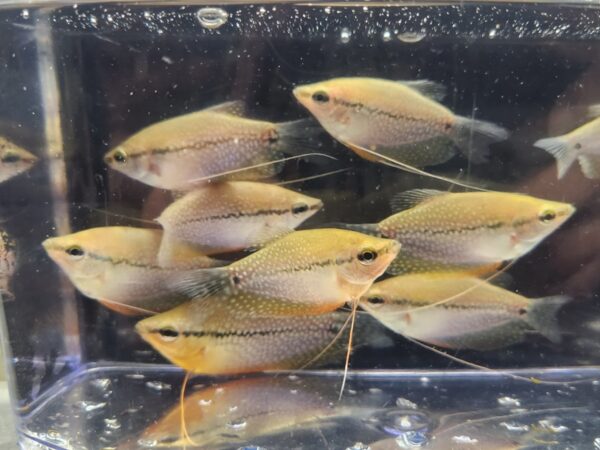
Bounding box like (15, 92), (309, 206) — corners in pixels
(340, 28), (351, 44)
(145, 380), (171, 391)
(89, 15), (98, 26)
(197, 7), (229, 30)
(76, 400), (106, 412)
(104, 418), (121, 430)
(227, 418), (247, 430)
(21, 9), (29, 19)
(398, 32), (426, 43)
(324, 6), (332, 14)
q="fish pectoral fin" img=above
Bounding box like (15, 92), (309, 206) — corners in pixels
(205, 100), (246, 117)
(389, 188), (447, 212)
(395, 79), (447, 101)
(578, 154), (600, 179)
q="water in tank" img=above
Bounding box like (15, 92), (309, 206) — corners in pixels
(1, 1), (600, 448)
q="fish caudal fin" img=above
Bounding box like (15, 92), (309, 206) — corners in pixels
(527, 295), (571, 344)
(533, 136), (577, 179)
(452, 116), (509, 163)
(276, 119), (323, 156)
(170, 267), (231, 300)
(578, 154), (600, 179)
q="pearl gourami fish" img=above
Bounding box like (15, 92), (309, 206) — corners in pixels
(0, 136), (37, 183)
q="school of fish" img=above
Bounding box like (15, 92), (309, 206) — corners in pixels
(15, 75), (589, 445)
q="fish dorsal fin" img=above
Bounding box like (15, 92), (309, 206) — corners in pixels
(390, 188), (446, 213)
(397, 80), (447, 101)
(205, 100), (246, 117)
(588, 104), (600, 119)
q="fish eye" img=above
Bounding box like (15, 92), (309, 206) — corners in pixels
(312, 91), (330, 103)
(158, 327), (179, 342)
(366, 296), (385, 306)
(539, 209), (557, 223)
(65, 245), (85, 258)
(292, 203), (309, 216)
(1, 152), (20, 164)
(358, 248), (378, 265)
(113, 149), (128, 164)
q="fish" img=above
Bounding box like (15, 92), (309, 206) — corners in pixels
(42, 226), (223, 315)
(293, 77), (508, 178)
(104, 101), (322, 190)
(0, 229), (16, 300)
(0, 136), (37, 183)
(156, 181), (323, 260)
(130, 376), (372, 449)
(342, 189), (575, 275)
(360, 273), (570, 351)
(135, 295), (356, 374)
(170, 228), (401, 313)
(534, 105), (600, 179)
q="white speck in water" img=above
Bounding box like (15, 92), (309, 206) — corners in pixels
(145, 381), (171, 391)
(420, 377), (430, 386)
(91, 378), (111, 390)
(199, 398), (212, 406)
(126, 373), (145, 380)
(137, 438), (158, 447)
(76, 400), (106, 412)
(382, 30), (392, 42)
(324, 6), (331, 14)
(340, 28), (351, 44)
(161, 56), (173, 65)
(346, 443), (371, 450)
(538, 419), (569, 433)
(395, 397), (418, 409)
(369, 387), (382, 395)
(398, 32), (426, 43)
(21, 9), (29, 19)
(593, 437), (600, 449)
(229, 405), (239, 412)
(215, 387), (225, 394)
(22, 86), (27, 91)
(288, 374), (299, 381)
(593, 380), (600, 386)
(89, 15), (98, 26)
(497, 396), (521, 407)
(451, 435), (479, 445)
(226, 418), (247, 430)
(258, 6), (266, 15)
(197, 7), (229, 30)
(290, 389), (298, 394)
(500, 422), (530, 432)
(104, 418), (121, 430)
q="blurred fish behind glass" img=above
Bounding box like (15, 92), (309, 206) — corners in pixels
(0, 136), (37, 183)
(0, 229), (16, 300)
(156, 181), (323, 261)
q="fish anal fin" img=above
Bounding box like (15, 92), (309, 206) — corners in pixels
(578, 154), (600, 179)
(397, 79), (447, 101)
(205, 100), (246, 117)
(389, 188), (446, 212)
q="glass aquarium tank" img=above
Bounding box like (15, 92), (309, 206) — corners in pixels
(1, 0), (600, 448)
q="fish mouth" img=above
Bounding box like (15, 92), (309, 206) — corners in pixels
(292, 86), (310, 101)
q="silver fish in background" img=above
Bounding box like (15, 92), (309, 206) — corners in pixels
(344, 189), (575, 275)
(170, 228), (400, 314)
(0, 136), (37, 183)
(535, 105), (600, 179)
(294, 77), (508, 174)
(129, 376), (368, 449)
(0, 229), (16, 300)
(42, 226), (223, 315)
(104, 101), (322, 190)
(361, 273), (570, 350)
(156, 181), (323, 261)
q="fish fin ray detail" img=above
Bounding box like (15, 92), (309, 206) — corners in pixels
(396, 79), (447, 101)
(527, 295), (571, 344)
(205, 100), (246, 117)
(533, 136), (576, 179)
(389, 188), (446, 212)
(452, 116), (509, 164)
(170, 267), (231, 300)
(577, 154), (600, 179)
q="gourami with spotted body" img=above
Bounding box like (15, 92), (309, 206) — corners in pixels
(340, 189), (575, 276)
(0, 136), (37, 183)
(104, 101), (326, 190)
(42, 227), (223, 315)
(156, 181), (323, 261)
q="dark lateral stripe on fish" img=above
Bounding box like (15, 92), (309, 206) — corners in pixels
(127, 136), (262, 159)
(374, 297), (527, 313)
(333, 98), (450, 129)
(177, 204), (322, 225)
(149, 324), (341, 339)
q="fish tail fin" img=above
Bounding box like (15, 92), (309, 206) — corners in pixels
(533, 136), (576, 179)
(170, 267), (231, 299)
(528, 295), (571, 344)
(452, 115), (509, 163)
(276, 119), (323, 155)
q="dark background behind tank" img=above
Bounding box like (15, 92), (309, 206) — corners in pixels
(1, 2), (600, 407)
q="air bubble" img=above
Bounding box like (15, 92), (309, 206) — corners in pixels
(497, 396), (521, 407)
(395, 398), (418, 409)
(89, 15), (98, 26)
(451, 435), (479, 444)
(21, 9), (29, 19)
(76, 400), (106, 412)
(398, 32), (426, 43)
(199, 398), (213, 406)
(340, 28), (351, 44)
(91, 378), (111, 390)
(227, 418), (247, 430)
(145, 380), (171, 391)
(346, 443), (370, 450)
(382, 30), (392, 42)
(197, 7), (229, 30)
(500, 422), (529, 432)
(104, 418), (121, 430)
